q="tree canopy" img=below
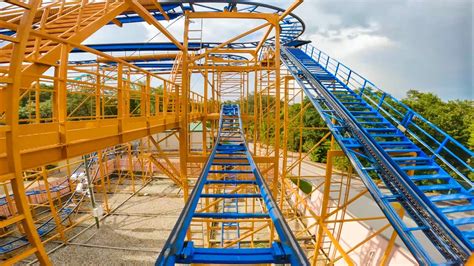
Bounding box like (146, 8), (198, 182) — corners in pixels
(402, 89), (473, 146)
(245, 89), (473, 172)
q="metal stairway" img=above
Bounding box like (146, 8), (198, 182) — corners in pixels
(281, 45), (473, 265)
(156, 104), (309, 265)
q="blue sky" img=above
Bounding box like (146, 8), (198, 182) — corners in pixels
(83, 0), (473, 100)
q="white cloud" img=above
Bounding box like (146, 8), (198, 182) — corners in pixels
(142, 17), (266, 44)
(306, 24), (395, 59)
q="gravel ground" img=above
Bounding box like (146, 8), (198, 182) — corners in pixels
(20, 178), (184, 265)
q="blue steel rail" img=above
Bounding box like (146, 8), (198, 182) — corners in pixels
(156, 104), (309, 265)
(281, 46), (473, 264)
(63, 1), (305, 71)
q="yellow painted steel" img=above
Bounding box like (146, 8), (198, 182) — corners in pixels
(0, 0), (412, 264)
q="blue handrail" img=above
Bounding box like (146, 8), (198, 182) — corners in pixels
(281, 45), (473, 264)
(301, 43), (473, 188)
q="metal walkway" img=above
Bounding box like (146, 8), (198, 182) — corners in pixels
(281, 45), (473, 265)
(156, 104), (309, 265)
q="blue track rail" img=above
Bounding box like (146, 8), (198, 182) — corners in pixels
(156, 104), (309, 265)
(281, 45), (473, 265)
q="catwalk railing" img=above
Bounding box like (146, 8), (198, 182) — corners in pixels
(281, 45), (473, 265)
(156, 104), (309, 265)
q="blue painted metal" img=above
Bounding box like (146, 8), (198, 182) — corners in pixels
(71, 42), (205, 52)
(281, 44), (473, 265)
(220, 173), (241, 248)
(111, 13), (181, 25)
(156, 104), (309, 265)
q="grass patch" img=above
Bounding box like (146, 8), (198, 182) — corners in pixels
(289, 177), (313, 194)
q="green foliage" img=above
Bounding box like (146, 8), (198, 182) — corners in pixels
(249, 89), (472, 177)
(18, 83), (164, 121)
(402, 90), (474, 146)
(289, 176), (313, 194)
(468, 123), (474, 149)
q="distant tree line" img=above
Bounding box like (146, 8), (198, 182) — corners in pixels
(17, 86), (473, 179)
(18, 83), (163, 122)
(244, 89), (474, 175)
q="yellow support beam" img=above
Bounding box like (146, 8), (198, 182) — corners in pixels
(126, 0), (184, 50)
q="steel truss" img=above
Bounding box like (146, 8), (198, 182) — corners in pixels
(0, 0), (472, 265)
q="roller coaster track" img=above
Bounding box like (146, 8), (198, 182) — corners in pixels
(157, 104), (309, 265)
(1, 0), (472, 264)
(281, 45), (473, 265)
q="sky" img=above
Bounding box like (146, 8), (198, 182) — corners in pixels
(284, 0), (473, 100)
(83, 0), (473, 100)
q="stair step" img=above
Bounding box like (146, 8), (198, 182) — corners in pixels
(385, 148), (420, 153)
(418, 184), (460, 191)
(211, 162), (250, 166)
(214, 156), (247, 160)
(365, 128), (398, 132)
(178, 245), (289, 264)
(462, 230), (474, 239)
(410, 174), (451, 182)
(206, 180), (256, 185)
(429, 193), (474, 202)
(399, 165), (440, 171)
(451, 217), (474, 226)
(392, 157), (429, 162)
(379, 141), (413, 146)
(359, 122), (391, 126)
(200, 193), (261, 198)
(440, 205), (474, 214)
(370, 133), (406, 138)
(209, 170), (253, 174)
(193, 213), (269, 219)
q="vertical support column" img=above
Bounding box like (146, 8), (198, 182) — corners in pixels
(297, 92), (303, 178)
(245, 71), (250, 136)
(3, 0), (51, 263)
(211, 69), (217, 145)
(253, 66), (258, 155)
(117, 63), (124, 142)
(127, 144), (136, 193)
(313, 150), (335, 264)
(95, 62), (101, 120)
(180, 12), (190, 201)
(98, 150), (110, 213)
(141, 75), (147, 117)
(101, 69), (105, 117)
(40, 167), (66, 241)
(124, 71), (131, 119)
(272, 15), (281, 198)
(163, 81), (168, 116)
(144, 75), (151, 141)
(258, 85), (263, 156)
(145, 74), (151, 118)
(35, 82), (40, 123)
(202, 55), (208, 156)
(211, 69), (216, 113)
(280, 76), (291, 208)
(57, 44), (69, 158)
(312, 150), (345, 265)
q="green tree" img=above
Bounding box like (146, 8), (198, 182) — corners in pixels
(402, 90), (473, 146)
